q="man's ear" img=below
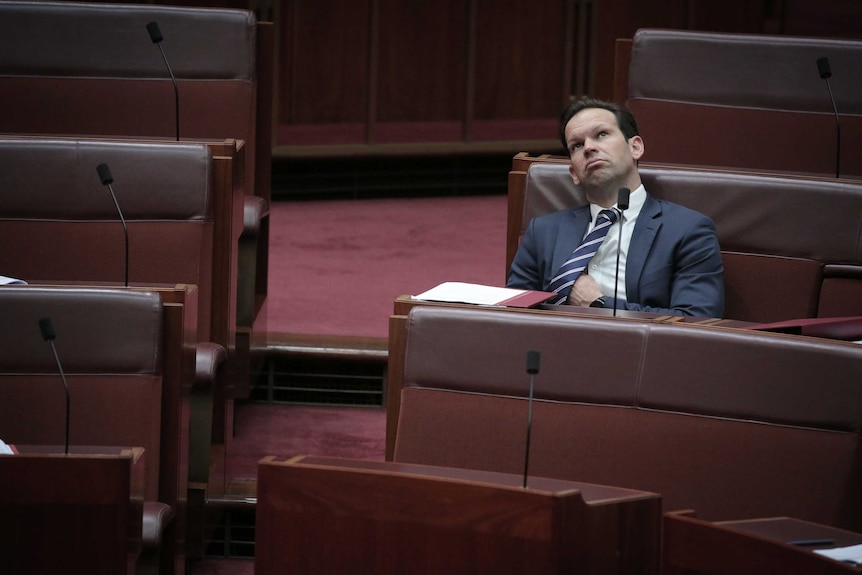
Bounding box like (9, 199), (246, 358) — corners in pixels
(569, 163), (581, 186)
(629, 135), (645, 161)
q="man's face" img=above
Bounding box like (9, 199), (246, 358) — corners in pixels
(563, 108), (643, 189)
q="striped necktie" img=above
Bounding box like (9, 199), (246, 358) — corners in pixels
(548, 208), (619, 304)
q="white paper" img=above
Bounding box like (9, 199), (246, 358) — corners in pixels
(0, 275), (27, 285)
(412, 282), (528, 306)
(0, 439), (14, 455)
(815, 543), (862, 565)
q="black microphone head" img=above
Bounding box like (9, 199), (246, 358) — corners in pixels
(526, 350), (541, 375)
(817, 57), (832, 79)
(38, 317), (56, 341)
(147, 21), (163, 44)
(617, 187), (631, 210)
(96, 163), (113, 186)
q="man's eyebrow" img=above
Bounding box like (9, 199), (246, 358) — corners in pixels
(568, 123), (614, 141)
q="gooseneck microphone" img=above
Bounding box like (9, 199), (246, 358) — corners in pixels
(39, 318), (70, 455)
(523, 350), (541, 489)
(96, 163), (129, 287)
(817, 56), (841, 179)
(613, 188), (631, 317)
(147, 21), (180, 141)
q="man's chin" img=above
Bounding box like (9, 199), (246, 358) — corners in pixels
(582, 170), (613, 188)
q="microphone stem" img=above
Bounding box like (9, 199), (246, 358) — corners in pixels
(157, 44), (180, 141)
(124, 221), (129, 287)
(825, 78), (840, 179)
(107, 184), (129, 287)
(523, 373), (535, 489)
(613, 215), (624, 317)
(49, 340), (70, 455)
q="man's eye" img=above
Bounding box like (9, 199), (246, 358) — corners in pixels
(571, 142), (583, 151)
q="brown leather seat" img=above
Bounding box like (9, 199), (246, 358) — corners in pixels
(0, 137), (226, 571)
(392, 305), (862, 532)
(507, 157), (862, 323)
(623, 29), (862, 178)
(0, 0), (273, 417)
(0, 287), (178, 573)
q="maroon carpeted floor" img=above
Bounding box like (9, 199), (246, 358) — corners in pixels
(265, 194), (508, 339)
(226, 403), (386, 480)
(189, 405), (386, 573)
(189, 194), (507, 574)
(188, 558), (253, 575)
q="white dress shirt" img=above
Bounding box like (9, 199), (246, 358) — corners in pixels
(585, 184), (646, 301)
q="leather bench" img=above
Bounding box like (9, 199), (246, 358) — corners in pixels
(507, 156), (862, 323)
(617, 29), (862, 178)
(0, 0), (273, 406)
(0, 286), (196, 575)
(0, 137), (226, 569)
(391, 305), (862, 532)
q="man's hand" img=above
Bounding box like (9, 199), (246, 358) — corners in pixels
(566, 274), (603, 307)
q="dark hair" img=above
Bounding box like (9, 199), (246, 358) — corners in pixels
(559, 97), (639, 151)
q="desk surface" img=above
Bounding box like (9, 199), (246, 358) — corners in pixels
(396, 294), (754, 328)
(279, 454), (660, 503)
(719, 517), (862, 549)
(664, 513), (862, 575)
(4, 445), (146, 500)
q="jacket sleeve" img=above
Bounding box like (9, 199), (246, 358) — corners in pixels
(506, 217), (545, 291)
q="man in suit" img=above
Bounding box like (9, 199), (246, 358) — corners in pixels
(507, 98), (724, 317)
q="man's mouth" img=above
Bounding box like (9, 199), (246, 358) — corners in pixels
(584, 158), (605, 170)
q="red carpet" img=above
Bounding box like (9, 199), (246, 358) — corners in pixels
(226, 403), (386, 481)
(265, 194), (508, 339)
(190, 194), (507, 574)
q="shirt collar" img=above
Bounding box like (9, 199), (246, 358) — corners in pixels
(589, 184), (646, 222)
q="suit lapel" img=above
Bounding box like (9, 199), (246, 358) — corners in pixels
(626, 196), (662, 301)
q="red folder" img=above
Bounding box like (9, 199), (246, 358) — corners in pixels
(745, 316), (862, 341)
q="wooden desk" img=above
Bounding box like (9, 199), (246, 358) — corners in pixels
(663, 512), (862, 575)
(256, 455), (661, 575)
(0, 447), (145, 575)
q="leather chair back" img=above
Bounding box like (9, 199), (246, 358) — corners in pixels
(394, 305), (862, 530)
(0, 138), (215, 340)
(509, 160), (862, 322)
(625, 29), (862, 178)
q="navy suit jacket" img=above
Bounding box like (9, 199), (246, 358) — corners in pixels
(507, 194), (725, 317)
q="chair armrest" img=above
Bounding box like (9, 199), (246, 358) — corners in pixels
(242, 196), (268, 238)
(142, 501), (176, 550)
(194, 342), (227, 389)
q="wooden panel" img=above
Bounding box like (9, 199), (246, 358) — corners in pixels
(0, 452), (143, 575)
(474, 0), (568, 121)
(130, 0), (862, 155)
(278, 0), (371, 126)
(274, 0), (581, 151)
(783, 0), (862, 38)
(682, 0), (771, 32)
(385, 314), (408, 460)
(470, 0), (570, 142)
(376, 0), (467, 124)
(256, 456), (661, 575)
